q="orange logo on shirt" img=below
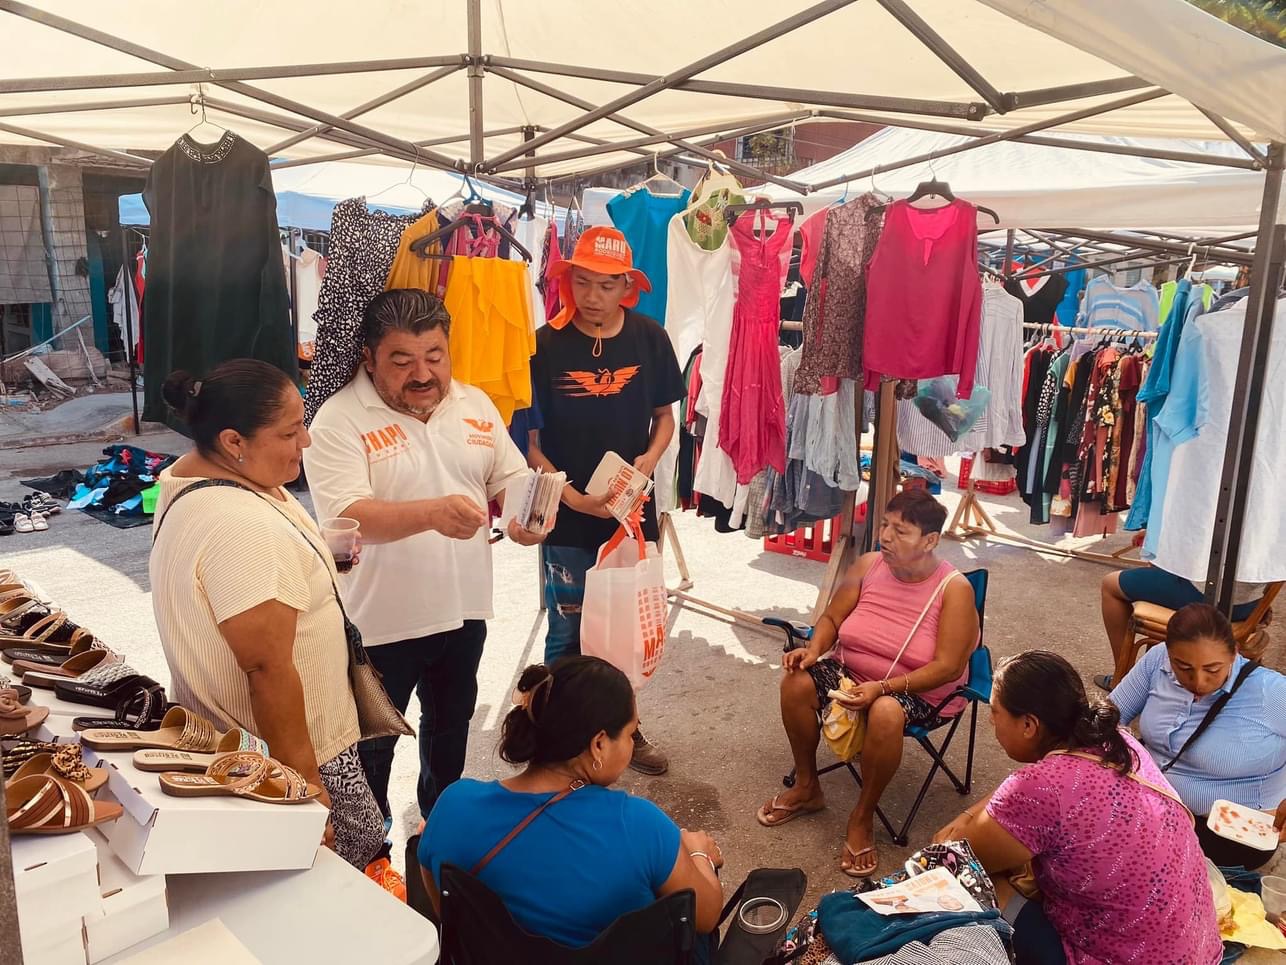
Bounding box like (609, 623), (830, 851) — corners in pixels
(463, 417), (494, 433)
(362, 423), (411, 463)
(558, 366), (641, 398)
(463, 417), (494, 448)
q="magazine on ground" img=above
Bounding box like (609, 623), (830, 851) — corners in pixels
(857, 866), (983, 916)
(586, 451), (654, 525)
(501, 468), (566, 535)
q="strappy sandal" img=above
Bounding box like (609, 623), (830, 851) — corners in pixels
(134, 728), (268, 773)
(0, 609), (96, 652)
(841, 842), (880, 879)
(7, 745), (109, 793)
(54, 665), (152, 709)
(13, 648), (121, 688)
(158, 751), (320, 804)
(72, 681), (170, 733)
(0, 688), (50, 736)
(7, 773), (123, 834)
(0, 674), (31, 704)
(4, 633), (107, 670)
(756, 792), (826, 828)
(1, 739), (62, 777)
(81, 706), (224, 752)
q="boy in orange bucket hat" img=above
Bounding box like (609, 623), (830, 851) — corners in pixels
(528, 227), (684, 775)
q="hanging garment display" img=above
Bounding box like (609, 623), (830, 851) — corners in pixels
(682, 178), (745, 252)
(864, 199), (983, 396)
(607, 187), (692, 323)
(305, 197), (434, 425)
(1153, 298), (1286, 582)
(1081, 275), (1161, 332)
(108, 264), (140, 357)
(141, 130), (295, 426)
(719, 210), (794, 484)
(793, 194), (883, 395)
(539, 220), (564, 323)
(513, 215), (549, 326)
(285, 243), (326, 361)
(1004, 272), (1067, 324)
(1054, 265), (1086, 326)
(384, 208), (445, 296)
(442, 256), (536, 425)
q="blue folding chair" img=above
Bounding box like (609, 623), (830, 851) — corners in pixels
(763, 568), (992, 846)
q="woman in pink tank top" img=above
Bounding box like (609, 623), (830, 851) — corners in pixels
(757, 489), (979, 879)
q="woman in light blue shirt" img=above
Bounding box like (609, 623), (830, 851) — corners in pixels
(1111, 603), (1286, 869)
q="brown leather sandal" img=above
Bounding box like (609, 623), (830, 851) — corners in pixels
(0, 688), (49, 736)
(158, 751), (321, 804)
(6, 745), (110, 793)
(7, 773), (123, 834)
(81, 706), (224, 752)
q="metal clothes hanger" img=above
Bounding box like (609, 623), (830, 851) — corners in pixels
(184, 88), (227, 143)
(367, 146), (430, 208)
(865, 158), (999, 224)
(633, 153), (686, 198)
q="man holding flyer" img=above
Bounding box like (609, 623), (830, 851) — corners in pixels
(528, 226), (685, 775)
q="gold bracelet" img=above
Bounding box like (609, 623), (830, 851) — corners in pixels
(902, 674), (911, 694)
(879, 679), (890, 696)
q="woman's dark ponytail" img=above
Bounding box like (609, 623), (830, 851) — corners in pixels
(995, 650), (1136, 774)
(498, 656), (635, 767)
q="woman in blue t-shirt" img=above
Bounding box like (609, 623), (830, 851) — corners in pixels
(419, 655), (725, 949)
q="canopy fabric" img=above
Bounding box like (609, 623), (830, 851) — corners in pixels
(754, 127), (1284, 233)
(117, 160), (558, 229)
(0, 0), (1283, 180)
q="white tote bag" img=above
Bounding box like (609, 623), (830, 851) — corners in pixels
(580, 520), (669, 688)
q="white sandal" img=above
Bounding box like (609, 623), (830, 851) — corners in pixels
(14, 515), (34, 535)
(28, 513), (48, 533)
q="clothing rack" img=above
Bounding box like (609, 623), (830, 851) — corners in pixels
(946, 323), (1155, 567)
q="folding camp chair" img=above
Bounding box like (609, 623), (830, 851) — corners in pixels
(763, 568), (992, 847)
(438, 863), (697, 965)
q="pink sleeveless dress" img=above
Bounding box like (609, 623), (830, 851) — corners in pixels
(836, 557), (968, 712)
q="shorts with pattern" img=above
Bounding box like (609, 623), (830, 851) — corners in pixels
(318, 744), (385, 869)
(807, 656), (951, 730)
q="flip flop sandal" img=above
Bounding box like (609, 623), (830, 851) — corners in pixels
(7, 745), (110, 793)
(53, 665), (151, 710)
(841, 843), (879, 879)
(158, 751), (321, 804)
(13, 648), (121, 688)
(0, 688), (50, 736)
(13, 514), (34, 535)
(82, 705), (225, 753)
(0, 674), (31, 704)
(1, 739), (62, 777)
(0, 610), (95, 651)
(134, 729), (268, 773)
(7, 773), (124, 834)
(72, 682), (170, 733)
(756, 792), (826, 828)
(4, 633), (108, 670)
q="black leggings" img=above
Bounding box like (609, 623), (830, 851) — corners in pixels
(1196, 816), (1274, 871)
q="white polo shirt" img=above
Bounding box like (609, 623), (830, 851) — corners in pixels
(303, 369), (528, 645)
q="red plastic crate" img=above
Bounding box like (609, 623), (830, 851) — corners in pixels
(957, 455), (1016, 495)
(764, 503), (868, 563)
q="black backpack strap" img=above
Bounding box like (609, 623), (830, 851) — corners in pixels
(1161, 660), (1259, 773)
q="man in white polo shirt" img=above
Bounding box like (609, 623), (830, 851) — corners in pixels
(304, 289), (542, 823)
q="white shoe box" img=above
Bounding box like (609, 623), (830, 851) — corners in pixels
(12, 831), (100, 963)
(84, 830), (169, 963)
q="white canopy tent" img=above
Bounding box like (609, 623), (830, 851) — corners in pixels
(756, 127), (1282, 234)
(0, 0), (1280, 610)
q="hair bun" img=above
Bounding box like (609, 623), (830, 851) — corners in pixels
(161, 369), (198, 418)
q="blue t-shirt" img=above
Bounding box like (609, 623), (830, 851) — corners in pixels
(420, 779), (681, 948)
(607, 188), (692, 324)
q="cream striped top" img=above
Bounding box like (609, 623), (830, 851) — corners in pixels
(149, 468), (360, 765)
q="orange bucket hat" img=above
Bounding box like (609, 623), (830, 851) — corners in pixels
(547, 226), (652, 329)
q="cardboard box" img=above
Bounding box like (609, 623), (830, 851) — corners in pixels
(13, 833), (100, 962)
(84, 831), (169, 963)
(85, 747), (328, 876)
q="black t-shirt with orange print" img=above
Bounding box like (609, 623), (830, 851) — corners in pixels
(532, 310), (685, 550)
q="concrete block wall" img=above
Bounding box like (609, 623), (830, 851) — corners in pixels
(44, 164), (94, 340)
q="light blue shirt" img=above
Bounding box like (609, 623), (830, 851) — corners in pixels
(607, 188), (691, 325)
(1112, 644), (1286, 815)
(1082, 276), (1161, 332)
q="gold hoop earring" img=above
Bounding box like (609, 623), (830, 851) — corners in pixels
(592, 759), (602, 772)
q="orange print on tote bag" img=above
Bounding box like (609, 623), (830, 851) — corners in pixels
(580, 515), (668, 688)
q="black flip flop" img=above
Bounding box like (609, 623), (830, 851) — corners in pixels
(72, 683), (170, 733)
(55, 672), (157, 710)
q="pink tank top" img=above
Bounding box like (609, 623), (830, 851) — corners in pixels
(836, 557), (967, 711)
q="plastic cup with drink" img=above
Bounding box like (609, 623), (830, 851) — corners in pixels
(321, 517), (361, 574)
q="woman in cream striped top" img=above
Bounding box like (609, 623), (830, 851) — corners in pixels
(149, 359), (382, 869)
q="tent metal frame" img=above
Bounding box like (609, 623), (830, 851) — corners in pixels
(0, 0), (1279, 614)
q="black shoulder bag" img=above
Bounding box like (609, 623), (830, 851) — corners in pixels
(1160, 659), (1259, 773)
(155, 478), (412, 741)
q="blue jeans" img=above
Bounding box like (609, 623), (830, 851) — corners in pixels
(356, 620), (487, 820)
(543, 545), (595, 665)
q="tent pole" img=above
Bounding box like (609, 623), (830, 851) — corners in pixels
(485, 0), (864, 169)
(808, 89), (1170, 191)
(1204, 143), (1286, 612)
(1019, 228), (1088, 263)
(1012, 251), (1225, 283)
(0, 119), (150, 167)
(1003, 229), (1015, 275)
(270, 126), (528, 169)
(814, 109), (1259, 171)
(264, 63), (464, 157)
(489, 110), (810, 173)
(486, 56), (987, 120)
(484, 65), (808, 191)
(467, 0), (484, 169)
(1054, 228), (1256, 262)
(1006, 76), (1149, 110)
(1194, 107), (1268, 167)
(0, 0), (459, 169)
(874, 0), (1006, 112)
(0, 94), (190, 118)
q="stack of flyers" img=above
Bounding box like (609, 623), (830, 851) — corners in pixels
(502, 469), (566, 535)
(586, 451), (654, 525)
(857, 867), (983, 916)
